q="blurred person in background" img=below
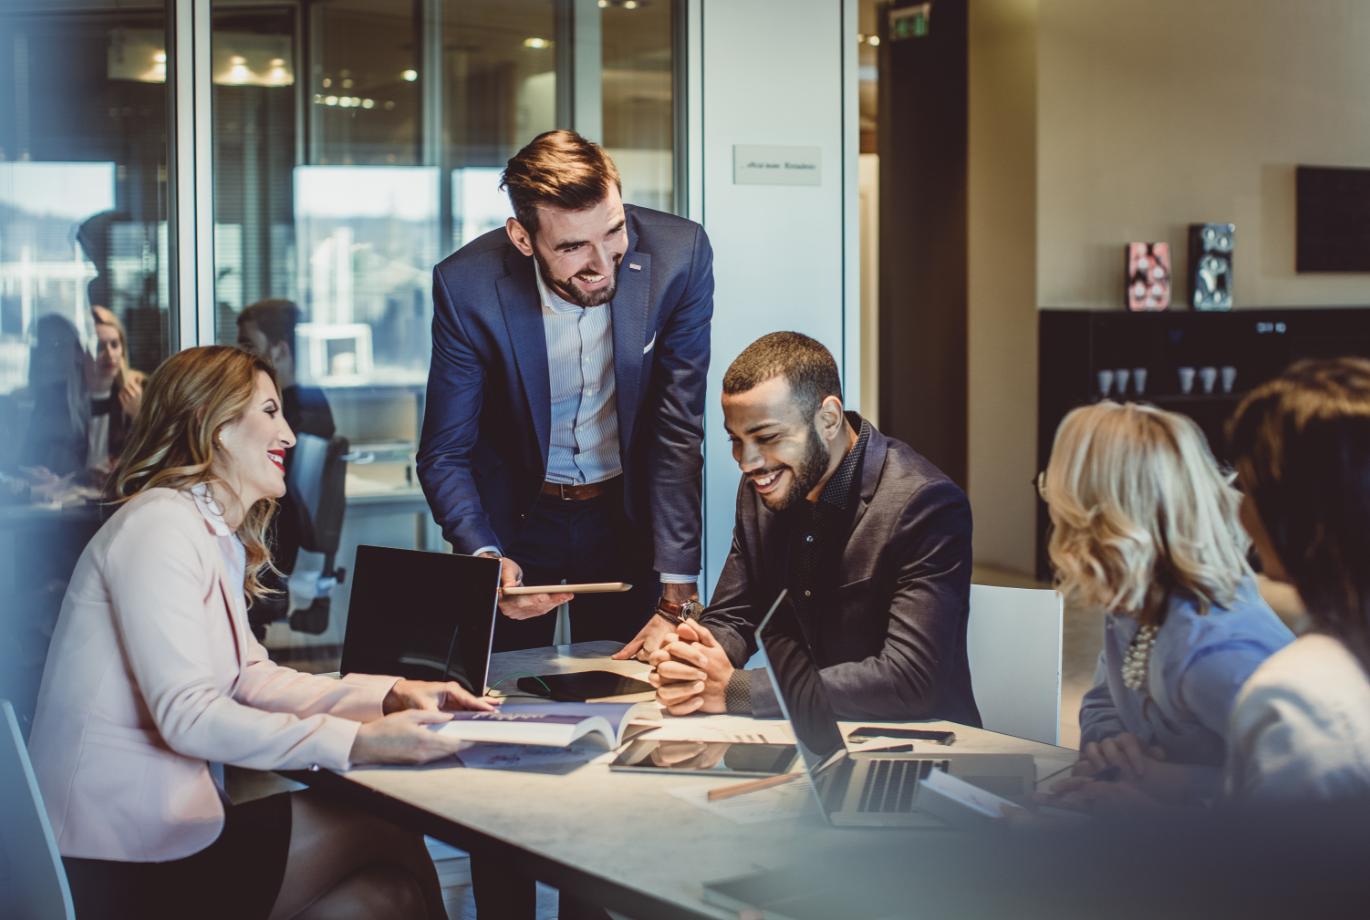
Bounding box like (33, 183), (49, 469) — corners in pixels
(87, 305), (145, 477)
(237, 298), (337, 639)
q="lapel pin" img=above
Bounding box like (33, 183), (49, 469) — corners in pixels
(628, 262), (642, 271)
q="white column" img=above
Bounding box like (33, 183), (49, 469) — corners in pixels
(692, 0), (858, 595)
(169, 0), (215, 349)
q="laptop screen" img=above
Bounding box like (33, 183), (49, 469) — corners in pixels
(757, 592), (847, 776)
(341, 546), (500, 693)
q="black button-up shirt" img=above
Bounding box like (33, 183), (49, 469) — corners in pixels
(723, 415), (870, 714)
(785, 417), (870, 629)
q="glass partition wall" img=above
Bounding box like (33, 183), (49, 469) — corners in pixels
(0, 1), (177, 731)
(0, 0), (680, 698)
(209, 0), (679, 663)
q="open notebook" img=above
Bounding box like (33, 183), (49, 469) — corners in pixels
(430, 702), (659, 748)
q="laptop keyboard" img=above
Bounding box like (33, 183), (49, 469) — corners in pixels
(856, 759), (948, 813)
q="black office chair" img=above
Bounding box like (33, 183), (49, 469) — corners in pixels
(283, 433), (349, 635)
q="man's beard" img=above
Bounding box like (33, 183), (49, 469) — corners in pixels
(535, 249), (620, 307)
(758, 423), (831, 513)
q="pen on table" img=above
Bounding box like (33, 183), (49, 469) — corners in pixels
(706, 772), (803, 802)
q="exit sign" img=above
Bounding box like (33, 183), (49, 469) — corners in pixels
(889, 2), (932, 40)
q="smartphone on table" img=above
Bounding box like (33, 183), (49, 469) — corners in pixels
(845, 726), (956, 745)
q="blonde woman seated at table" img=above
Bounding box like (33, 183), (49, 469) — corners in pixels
(1226, 358), (1370, 800)
(1038, 401), (1292, 811)
(28, 346), (492, 920)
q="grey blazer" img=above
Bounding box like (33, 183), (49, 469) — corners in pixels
(699, 423), (981, 725)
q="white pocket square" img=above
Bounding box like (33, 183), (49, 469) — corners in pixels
(643, 332), (657, 354)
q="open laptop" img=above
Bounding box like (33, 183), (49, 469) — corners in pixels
(757, 591), (1037, 828)
(340, 546), (501, 694)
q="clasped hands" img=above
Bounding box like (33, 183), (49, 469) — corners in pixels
(643, 619), (734, 715)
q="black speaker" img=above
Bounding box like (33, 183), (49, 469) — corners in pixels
(1188, 223), (1234, 310)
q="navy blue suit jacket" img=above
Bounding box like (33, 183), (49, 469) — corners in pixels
(700, 423), (982, 726)
(417, 205), (713, 576)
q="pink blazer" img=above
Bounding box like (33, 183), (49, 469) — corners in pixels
(28, 488), (398, 862)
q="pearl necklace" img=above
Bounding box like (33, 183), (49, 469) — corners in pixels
(1121, 624), (1159, 691)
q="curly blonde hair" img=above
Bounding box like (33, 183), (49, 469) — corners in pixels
(110, 346), (282, 601)
(1044, 401), (1251, 624)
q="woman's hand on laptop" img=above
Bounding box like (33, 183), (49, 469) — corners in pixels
(383, 679), (499, 715)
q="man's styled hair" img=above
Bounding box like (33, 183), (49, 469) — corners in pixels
(500, 130), (622, 236)
(722, 332), (843, 420)
(1229, 357), (1370, 668)
(238, 298), (302, 359)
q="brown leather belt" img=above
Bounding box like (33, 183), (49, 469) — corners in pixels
(541, 477), (619, 501)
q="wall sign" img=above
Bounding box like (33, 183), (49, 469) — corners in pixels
(733, 145), (822, 186)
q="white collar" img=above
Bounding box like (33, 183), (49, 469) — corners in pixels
(189, 482), (234, 537)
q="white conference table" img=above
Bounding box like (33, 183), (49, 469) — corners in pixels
(288, 641), (1076, 920)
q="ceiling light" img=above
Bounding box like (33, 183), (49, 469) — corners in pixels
(598, 0), (608, 6)
(624, 0), (639, 9)
(401, 69), (417, 82)
(868, 35), (881, 46)
(324, 95), (338, 106)
(322, 76), (332, 88)
(523, 37), (550, 50)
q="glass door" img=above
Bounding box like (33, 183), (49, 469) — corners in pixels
(208, 0), (679, 661)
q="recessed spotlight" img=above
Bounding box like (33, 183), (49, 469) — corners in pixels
(523, 37), (551, 50)
(623, 0), (639, 9)
(868, 35), (881, 46)
(324, 95), (338, 106)
(401, 69), (417, 82)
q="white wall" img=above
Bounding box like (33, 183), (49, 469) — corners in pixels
(967, 0), (1039, 575)
(688, 0), (858, 594)
(1039, 0), (1370, 309)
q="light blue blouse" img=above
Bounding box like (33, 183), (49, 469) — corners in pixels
(1079, 577), (1294, 766)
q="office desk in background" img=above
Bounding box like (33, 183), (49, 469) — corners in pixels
(287, 641), (1076, 920)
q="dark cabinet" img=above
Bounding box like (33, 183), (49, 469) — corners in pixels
(1035, 307), (1370, 579)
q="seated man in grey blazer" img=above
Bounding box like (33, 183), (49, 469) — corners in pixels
(649, 332), (981, 724)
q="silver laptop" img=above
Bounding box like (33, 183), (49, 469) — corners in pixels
(757, 591), (1036, 828)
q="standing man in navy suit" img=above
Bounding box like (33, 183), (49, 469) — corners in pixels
(418, 130), (713, 659)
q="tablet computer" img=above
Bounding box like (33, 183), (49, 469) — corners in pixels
(515, 670), (654, 701)
(501, 582), (632, 596)
(609, 740), (798, 777)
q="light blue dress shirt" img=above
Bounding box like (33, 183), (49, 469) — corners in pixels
(534, 263), (622, 486)
(1078, 576), (1294, 766)
(476, 265), (695, 584)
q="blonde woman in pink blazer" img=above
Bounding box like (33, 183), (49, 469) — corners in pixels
(29, 346), (492, 920)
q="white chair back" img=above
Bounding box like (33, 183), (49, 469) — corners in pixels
(0, 699), (74, 920)
(966, 585), (1063, 745)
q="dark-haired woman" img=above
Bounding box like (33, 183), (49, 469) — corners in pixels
(1226, 356), (1370, 800)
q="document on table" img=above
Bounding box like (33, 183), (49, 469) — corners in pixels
(631, 713), (795, 745)
(667, 778), (815, 824)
